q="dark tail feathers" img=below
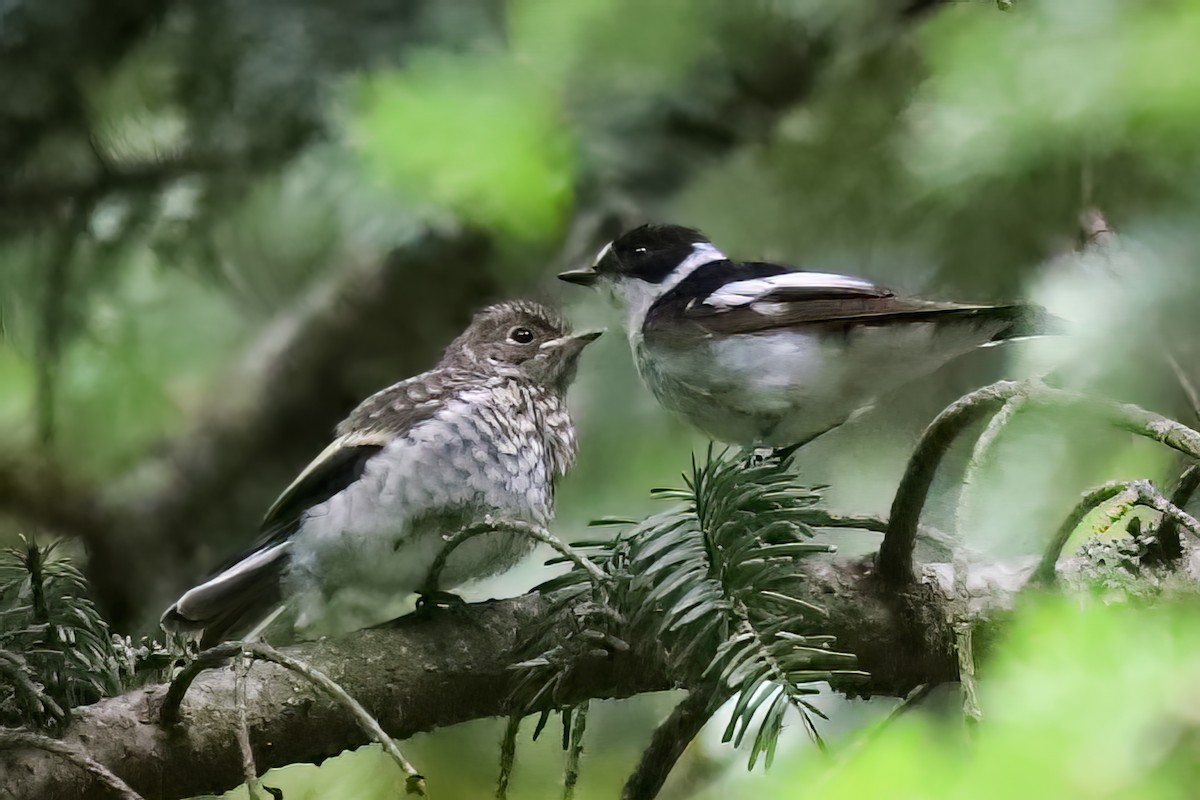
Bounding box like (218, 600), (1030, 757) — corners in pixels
(161, 543), (288, 648)
(985, 304), (1068, 343)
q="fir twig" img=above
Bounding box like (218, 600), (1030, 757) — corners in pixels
(954, 623), (982, 730)
(234, 653), (262, 800)
(621, 689), (719, 800)
(495, 713), (523, 800)
(797, 511), (887, 533)
(0, 728), (144, 800)
(562, 701), (589, 800)
(516, 448), (857, 794)
(160, 641), (426, 796)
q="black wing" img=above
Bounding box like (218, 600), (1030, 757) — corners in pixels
(644, 261), (1002, 338)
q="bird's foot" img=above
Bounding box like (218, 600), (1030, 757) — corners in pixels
(415, 590), (467, 619)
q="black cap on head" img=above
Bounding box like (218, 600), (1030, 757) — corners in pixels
(595, 224), (712, 285)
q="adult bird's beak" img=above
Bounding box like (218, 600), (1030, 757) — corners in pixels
(557, 267), (599, 287)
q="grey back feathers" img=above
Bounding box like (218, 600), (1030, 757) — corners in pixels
(162, 300), (596, 646)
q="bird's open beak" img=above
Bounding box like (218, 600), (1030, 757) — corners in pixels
(557, 268), (599, 287)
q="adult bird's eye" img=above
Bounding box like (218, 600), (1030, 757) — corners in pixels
(509, 327), (535, 344)
(634, 247), (647, 254)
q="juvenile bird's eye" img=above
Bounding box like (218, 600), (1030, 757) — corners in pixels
(509, 327), (535, 344)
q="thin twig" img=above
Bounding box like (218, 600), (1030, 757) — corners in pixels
(562, 701), (589, 800)
(954, 623), (982, 730)
(955, 394), (1027, 540)
(882, 379), (1200, 587)
(798, 511), (888, 533)
(880, 381), (1030, 585)
(1034, 479), (1200, 585)
(1034, 482), (1133, 586)
(495, 713), (523, 800)
(0, 648), (66, 723)
(1079, 210), (1200, 427)
(424, 518), (609, 594)
(0, 729), (144, 800)
(234, 653), (262, 800)
(1164, 352), (1200, 426)
(1151, 466), (1200, 564)
(820, 682), (936, 784)
(621, 689), (718, 800)
(160, 641), (426, 796)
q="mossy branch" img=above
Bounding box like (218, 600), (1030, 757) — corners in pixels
(880, 380), (1200, 588)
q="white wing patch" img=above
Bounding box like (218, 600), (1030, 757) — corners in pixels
(702, 272), (881, 309)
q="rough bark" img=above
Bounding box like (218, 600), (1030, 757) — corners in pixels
(0, 552), (1044, 800)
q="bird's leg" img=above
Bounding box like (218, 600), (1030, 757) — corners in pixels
(769, 417), (856, 463)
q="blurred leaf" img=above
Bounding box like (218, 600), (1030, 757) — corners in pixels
(351, 52), (576, 242)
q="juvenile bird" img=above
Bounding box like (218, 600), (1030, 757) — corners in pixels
(560, 223), (1059, 449)
(162, 301), (600, 646)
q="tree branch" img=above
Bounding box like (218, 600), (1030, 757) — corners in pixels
(0, 550), (1028, 800)
(879, 381), (1029, 586)
(621, 689), (721, 800)
(880, 381), (1200, 587)
(1151, 466), (1200, 564)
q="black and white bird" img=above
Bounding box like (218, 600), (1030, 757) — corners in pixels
(162, 301), (600, 646)
(559, 223), (1059, 449)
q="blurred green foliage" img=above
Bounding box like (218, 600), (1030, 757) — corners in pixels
(729, 596), (1200, 800)
(5, 0), (1200, 796)
(354, 53), (575, 241)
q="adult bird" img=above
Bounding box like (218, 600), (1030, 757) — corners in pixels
(560, 223), (1059, 449)
(162, 301), (600, 646)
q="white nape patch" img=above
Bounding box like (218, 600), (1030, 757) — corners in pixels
(616, 242), (727, 338)
(703, 271), (879, 309)
(663, 242), (726, 293)
(592, 241), (613, 267)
